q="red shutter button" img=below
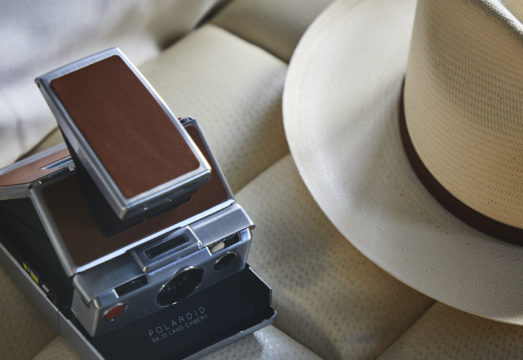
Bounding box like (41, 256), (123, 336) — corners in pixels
(104, 303), (126, 322)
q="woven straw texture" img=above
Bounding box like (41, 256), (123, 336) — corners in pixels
(405, 0), (523, 228)
(283, 0), (523, 325)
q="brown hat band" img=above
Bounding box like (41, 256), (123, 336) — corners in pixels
(399, 83), (523, 246)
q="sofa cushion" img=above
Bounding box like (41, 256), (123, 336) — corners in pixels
(378, 303), (523, 359)
(0, 265), (56, 359)
(236, 155), (434, 359)
(32, 337), (79, 360)
(140, 24), (289, 192)
(32, 326), (320, 360)
(200, 325), (321, 360)
(211, 0), (333, 62)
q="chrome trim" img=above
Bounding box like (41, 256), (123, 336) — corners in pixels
(157, 265), (203, 306)
(29, 172), (235, 275)
(214, 251), (238, 269)
(1, 239), (273, 359)
(0, 242), (60, 330)
(132, 227), (201, 273)
(0, 143), (69, 201)
(41, 156), (73, 170)
(191, 202), (254, 247)
(102, 302), (127, 322)
(72, 227), (251, 336)
(29, 185), (78, 276)
(0, 184), (30, 200)
(69, 198), (235, 274)
(35, 48), (211, 219)
(0, 143), (67, 176)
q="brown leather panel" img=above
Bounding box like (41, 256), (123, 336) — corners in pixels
(50, 56), (199, 198)
(42, 126), (230, 267)
(399, 83), (522, 246)
(0, 148), (69, 187)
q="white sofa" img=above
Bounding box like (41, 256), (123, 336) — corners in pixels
(1, 0), (522, 359)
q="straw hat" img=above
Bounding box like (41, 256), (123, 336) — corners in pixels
(283, 0), (523, 324)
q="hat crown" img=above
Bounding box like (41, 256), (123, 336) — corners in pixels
(404, 0), (523, 229)
(283, 0), (523, 325)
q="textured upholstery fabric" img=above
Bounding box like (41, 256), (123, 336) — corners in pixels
(200, 326), (321, 360)
(211, 0), (333, 61)
(404, 0), (523, 228)
(378, 303), (523, 359)
(24, 128), (65, 156)
(283, 0), (523, 325)
(0, 266), (56, 359)
(32, 337), (80, 360)
(236, 155), (434, 359)
(32, 326), (319, 360)
(140, 24), (289, 192)
(27, 24), (290, 194)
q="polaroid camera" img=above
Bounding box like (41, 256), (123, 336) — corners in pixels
(0, 48), (274, 359)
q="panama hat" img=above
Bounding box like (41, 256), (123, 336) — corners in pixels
(283, 0), (523, 324)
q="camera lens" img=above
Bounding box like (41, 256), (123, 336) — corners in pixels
(157, 267), (203, 306)
(214, 252), (237, 270)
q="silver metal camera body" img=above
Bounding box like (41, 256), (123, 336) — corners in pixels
(0, 116), (254, 338)
(0, 48), (259, 339)
(70, 202), (253, 336)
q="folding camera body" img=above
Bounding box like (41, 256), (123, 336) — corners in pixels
(0, 48), (274, 359)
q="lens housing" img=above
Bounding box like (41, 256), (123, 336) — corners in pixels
(214, 251), (237, 270)
(156, 267), (203, 306)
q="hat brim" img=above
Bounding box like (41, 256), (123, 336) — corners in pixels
(283, 0), (523, 324)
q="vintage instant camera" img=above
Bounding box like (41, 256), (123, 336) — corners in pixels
(0, 48), (274, 359)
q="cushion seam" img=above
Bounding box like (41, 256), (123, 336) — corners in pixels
(206, 23), (289, 64)
(375, 300), (438, 359)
